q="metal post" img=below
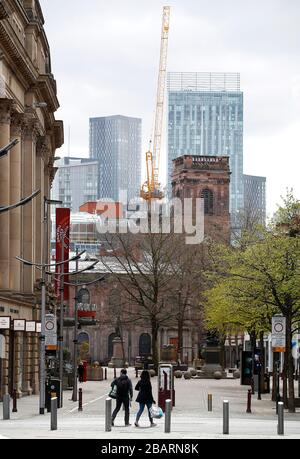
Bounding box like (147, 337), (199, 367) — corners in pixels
(257, 364), (262, 400)
(39, 269), (46, 414)
(78, 388), (83, 411)
(12, 389), (17, 413)
(207, 394), (212, 412)
(246, 389), (252, 413)
(298, 356), (300, 398)
(59, 236), (65, 408)
(3, 394), (10, 420)
(105, 398), (112, 432)
(276, 360), (281, 414)
(105, 368), (107, 380)
(72, 251), (79, 402)
(165, 399), (171, 433)
(223, 400), (229, 434)
(51, 397), (58, 431)
(114, 367), (116, 379)
(135, 367), (138, 378)
(277, 401), (284, 435)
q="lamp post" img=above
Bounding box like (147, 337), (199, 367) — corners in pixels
(0, 138), (19, 158)
(16, 250), (85, 414)
(45, 259), (102, 404)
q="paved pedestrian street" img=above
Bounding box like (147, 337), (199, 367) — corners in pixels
(1, 368), (300, 439)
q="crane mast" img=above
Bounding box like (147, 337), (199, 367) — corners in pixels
(141, 6), (170, 201)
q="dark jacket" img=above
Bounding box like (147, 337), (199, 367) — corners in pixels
(135, 379), (155, 404)
(111, 375), (133, 399)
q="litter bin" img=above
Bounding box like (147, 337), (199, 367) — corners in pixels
(264, 373), (270, 394)
(45, 378), (61, 411)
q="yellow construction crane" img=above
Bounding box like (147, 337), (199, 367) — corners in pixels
(140, 6), (170, 201)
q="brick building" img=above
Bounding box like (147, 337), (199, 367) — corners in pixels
(171, 155), (231, 242)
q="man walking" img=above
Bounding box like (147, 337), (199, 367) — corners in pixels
(111, 369), (133, 426)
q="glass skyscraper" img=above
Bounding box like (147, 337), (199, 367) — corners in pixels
(89, 115), (142, 203)
(52, 157), (99, 211)
(243, 174), (266, 226)
(168, 72), (244, 223)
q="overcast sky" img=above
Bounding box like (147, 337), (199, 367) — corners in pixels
(40, 0), (300, 217)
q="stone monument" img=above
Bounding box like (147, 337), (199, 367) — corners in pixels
(108, 337), (128, 368)
(198, 331), (226, 379)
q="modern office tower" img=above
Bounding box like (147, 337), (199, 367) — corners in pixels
(52, 157), (99, 211)
(168, 72), (244, 224)
(243, 174), (267, 226)
(89, 115), (142, 203)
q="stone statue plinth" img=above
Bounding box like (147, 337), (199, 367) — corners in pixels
(108, 337), (128, 368)
(198, 346), (226, 379)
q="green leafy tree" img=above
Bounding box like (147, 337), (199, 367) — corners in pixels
(205, 232), (300, 412)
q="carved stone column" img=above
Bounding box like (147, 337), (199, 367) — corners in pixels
(0, 98), (12, 289)
(31, 331), (39, 394)
(21, 115), (37, 293)
(23, 332), (33, 395)
(2, 330), (10, 395)
(13, 331), (22, 397)
(9, 113), (23, 292)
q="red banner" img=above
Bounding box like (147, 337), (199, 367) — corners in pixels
(55, 208), (70, 301)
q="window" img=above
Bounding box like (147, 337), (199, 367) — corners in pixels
(201, 189), (214, 215)
(78, 288), (90, 304)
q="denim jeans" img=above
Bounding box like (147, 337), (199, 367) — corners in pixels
(136, 402), (153, 422)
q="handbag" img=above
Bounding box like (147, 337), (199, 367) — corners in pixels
(109, 383), (117, 399)
(149, 405), (163, 419)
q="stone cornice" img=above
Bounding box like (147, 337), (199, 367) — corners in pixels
(0, 20), (38, 86)
(0, 0), (10, 20)
(36, 75), (60, 113)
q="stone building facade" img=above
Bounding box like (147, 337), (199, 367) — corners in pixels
(0, 0), (63, 399)
(64, 271), (202, 367)
(171, 155), (231, 242)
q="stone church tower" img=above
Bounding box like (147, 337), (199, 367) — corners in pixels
(171, 155), (230, 242)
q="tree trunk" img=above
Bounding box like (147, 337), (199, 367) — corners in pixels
(151, 320), (159, 373)
(286, 313), (295, 412)
(177, 318), (184, 363)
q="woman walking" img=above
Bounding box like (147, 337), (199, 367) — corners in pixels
(134, 370), (156, 427)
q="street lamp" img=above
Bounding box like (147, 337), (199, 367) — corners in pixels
(42, 257), (102, 406)
(16, 250), (85, 414)
(0, 190), (40, 214)
(0, 138), (19, 157)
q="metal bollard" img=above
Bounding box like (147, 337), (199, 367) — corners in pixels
(51, 397), (58, 431)
(207, 394), (212, 412)
(105, 398), (112, 432)
(277, 402), (284, 435)
(3, 394), (10, 420)
(113, 367), (117, 379)
(78, 388), (83, 411)
(223, 400), (229, 434)
(135, 367), (138, 378)
(246, 389), (252, 413)
(12, 389), (17, 413)
(165, 399), (172, 433)
(105, 368), (107, 380)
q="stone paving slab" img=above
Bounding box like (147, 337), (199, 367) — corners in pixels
(1, 367), (299, 439)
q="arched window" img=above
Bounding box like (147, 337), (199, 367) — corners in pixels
(78, 288), (90, 304)
(139, 333), (151, 356)
(201, 189), (214, 215)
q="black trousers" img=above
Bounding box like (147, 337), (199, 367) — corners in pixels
(112, 397), (130, 425)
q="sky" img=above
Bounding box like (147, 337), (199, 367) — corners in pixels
(40, 0), (300, 218)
